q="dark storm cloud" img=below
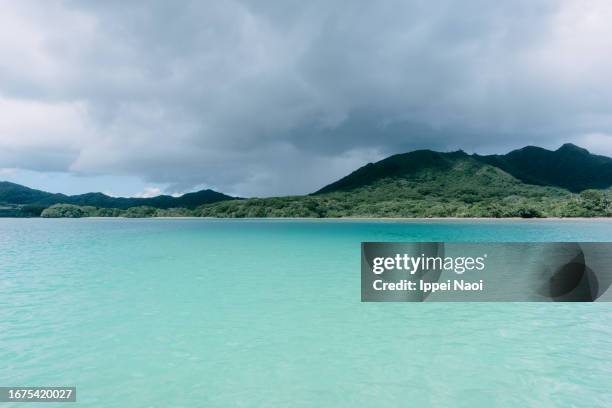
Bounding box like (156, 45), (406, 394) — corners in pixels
(0, 0), (611, 196)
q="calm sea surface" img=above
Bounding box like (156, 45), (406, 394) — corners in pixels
(1, 219), (611, 407)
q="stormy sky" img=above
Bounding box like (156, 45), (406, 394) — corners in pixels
(1, 0), (611, 197)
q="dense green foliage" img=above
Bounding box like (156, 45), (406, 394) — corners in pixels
(0, 203), (46, 217)
(36, 186), (612, 219)
(197, 161), (612, 218)
(7, 144), (612, 218)
(317, 143), (612, 194)
(40, 204), (198, 218)
(0, 181), (234, 209)
(41, 204), (98, 218)
(478, 144), (612, 192)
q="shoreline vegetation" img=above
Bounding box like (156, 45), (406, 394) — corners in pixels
(2, 144), (611, 218)
(33, 187), (611, 219)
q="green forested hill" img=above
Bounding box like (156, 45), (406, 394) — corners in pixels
(315, 150), (469, 194)
(197, 156), (610, 218)
(316, 144), (612, 194)
(2, 144), (611, 218)
(0, 181), (234, 212)
(476, 143), (612, 192)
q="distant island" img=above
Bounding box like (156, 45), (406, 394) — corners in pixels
(1, 143), (611, 218)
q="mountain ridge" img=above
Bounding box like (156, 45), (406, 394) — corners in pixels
(475, 143), (612, 192)
(316, 144), (612, 194)
(1, 143), (611, 218)
(0, 181), (235, 210)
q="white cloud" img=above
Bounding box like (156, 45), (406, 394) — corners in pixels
(576, 133), (612, 156)
(133, 187), (163, 198)
(0, 0), (611, 195)
(0, 168), (17, 176)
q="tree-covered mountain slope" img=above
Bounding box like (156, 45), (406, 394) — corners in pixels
(197, 156), (610, 218)
(476, 143), (612, 192)
(0, 181), (234, 210)
(315, 144), (612, 194)
(2, 144), (611, 218)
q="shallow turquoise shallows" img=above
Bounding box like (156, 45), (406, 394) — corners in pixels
(1, 219), (612, 408)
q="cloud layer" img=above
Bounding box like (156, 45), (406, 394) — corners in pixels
(1, 0), (611, 196)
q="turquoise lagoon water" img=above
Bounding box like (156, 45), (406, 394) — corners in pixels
(1, 219), (611, 407)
